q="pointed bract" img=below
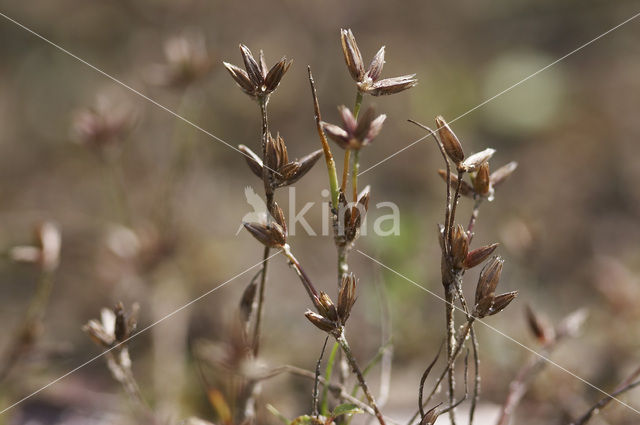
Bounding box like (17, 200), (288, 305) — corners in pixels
(435, 116), (465, 165)
(340, 29), (365, 82)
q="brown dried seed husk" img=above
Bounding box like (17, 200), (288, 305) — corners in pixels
(265, 58), (292, 92)
(366, 46), (385, 81)
(461, 148), (495, 172)
(305, 310), (336, 333)
(490, 161), (518, 188)
(475, 256), (503, 304)
(340, 29), (365, 82)
(474, 295), (495, 318)
(239, 44), (263, 87)
(337, 274), (357, 324)
(367, 74), (418, 96)
(525, 304), (553, 343)
(450, 224), (469, 269)
(435, 116), (464, 164)
(464, 243), (499, 269)
(289, 149), (323, 184)
(269, 201), (287, 235)
(243, 222), (286, 248)
(223, 62), (256, 96)
(474, 162), (491, 196)
(238, 144), (263, 178)
(239, 280), (258, 322)
(488, 291), (518, 316)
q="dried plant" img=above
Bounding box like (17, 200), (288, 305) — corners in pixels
(83, 302), (147, 408)
(0, 222), (61, 383)
(18, 25), (634, 425)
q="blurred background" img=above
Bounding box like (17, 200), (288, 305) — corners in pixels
(1, 0), (639, 424)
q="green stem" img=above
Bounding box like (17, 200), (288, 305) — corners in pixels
(308, 67), (339, 208)
(321, 342), (340, 415)
(353, 91), (364, 119)
(352, 150), (360, 202)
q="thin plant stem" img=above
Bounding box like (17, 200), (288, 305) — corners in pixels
(0, 270), (54, 383)
(569, 367), (640, 425)
(352, 150), (360, 202)
(308, 67), (339, 208)
(350, 90), (364, 202)
(252, 95), (272, 358)
(313, 336), (330, 417)
(445, 284), (458, 425)
(407, 317), (476, 425)
(353, 91), (363, 118)
(260, 365), (401, 425)
(342, 149), (351, 193)
(336, 331), (386, 425)
(252, 245), (270, 356)
(321, 342), (340, 416)
(467, 198), (482, 239)
(454, 281), (480, 425)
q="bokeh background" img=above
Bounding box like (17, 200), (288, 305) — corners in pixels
(1, 0), (639, 424)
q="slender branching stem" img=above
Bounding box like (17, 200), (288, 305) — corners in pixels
(444, 283), (458, 425)
(261, 365), (401, 425)
(448, 171), (464, 246)
(336, 331), (386, 425)
(106, 348), (147, 409)
(281, 244), (320, 303)
(308, 67), (339, 207)
(408, 316), (476, 425)
(407, 120), (451, 258)
(252, 96), (272, 357)
(467, 198), (482, 239)
(454, 281), (480, 425)
(569, 367), (640, 425)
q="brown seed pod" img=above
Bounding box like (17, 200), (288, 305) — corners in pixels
(435, 116), (464, 165)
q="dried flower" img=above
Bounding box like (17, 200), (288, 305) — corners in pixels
(305, 310), (336, 333)
(322, 106), (386, 150)
(83, 302), (139, 348)
(9, 221), (61, 273)
(223, 44), (292, 99)
(464, 243), (499, 269)
(340, 28), (417, 96)
(461, 148), (495, 172)
(72, 95), (137, 150)
(337, 273), (357, 325)
(450, 224), (469, 270)
(475, 256), (504, 306)
(243, 222), (287, 248)
(473, 256), (517, 317)
(435, 116), (464, 165)
(335, 186), (370, 244)
(239, 135), (323, 188)
(490, 161), (518, 188)
(147, 33), (212, 87)
(438, 161), (518, 201)
(473, 162), (492, 197)
(525, 305), (555, 344)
